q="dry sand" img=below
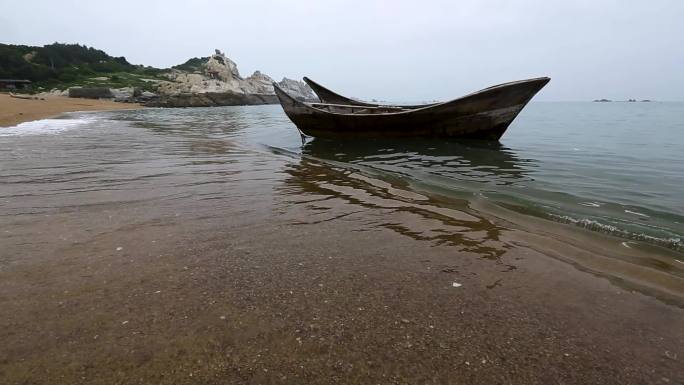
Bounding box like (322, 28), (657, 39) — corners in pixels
(0, 93), (142, 127)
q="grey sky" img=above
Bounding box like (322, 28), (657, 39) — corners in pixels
(2, 0), (683, 101)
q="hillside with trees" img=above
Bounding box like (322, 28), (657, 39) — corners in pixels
(0, 43), (165, 91)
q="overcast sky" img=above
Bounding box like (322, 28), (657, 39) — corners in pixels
(2, 0), (683, 101)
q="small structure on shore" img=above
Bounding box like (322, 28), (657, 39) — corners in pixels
(0, 79), (31, 90)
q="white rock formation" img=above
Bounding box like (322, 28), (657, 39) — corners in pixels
(205, 49), (240, 82)
(241, 71), (276, 94)
(36, 88), (69, 98)
(157, 49), (315, 100)
(278, 77), (315, 100)
(110, 87), (135, 99)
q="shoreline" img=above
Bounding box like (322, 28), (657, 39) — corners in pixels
(0, 93), (143, 127)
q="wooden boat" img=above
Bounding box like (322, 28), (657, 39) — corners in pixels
(274, 76), (550, 140)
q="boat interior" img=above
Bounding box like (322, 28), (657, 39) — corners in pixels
(307, 102), (416, 115)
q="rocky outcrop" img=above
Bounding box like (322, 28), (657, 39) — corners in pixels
(51, 49), (312, 107)
(64, 86), (157, 103)
(37, 88), (69, 97)
(242, 71), (276, 94)
(278, 78), (315, 101)
(153, 49), (314, 107)
(205, 49), (240, 82)
(146, 92), (277, 108)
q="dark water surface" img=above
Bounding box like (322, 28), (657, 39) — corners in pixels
(1, 102), (683, 256)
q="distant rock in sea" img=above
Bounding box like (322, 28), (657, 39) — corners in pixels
(149, 49), (315, 107)
(592, 98), (654, 103)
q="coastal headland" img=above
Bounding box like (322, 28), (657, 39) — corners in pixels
(1, 43), (314, 111)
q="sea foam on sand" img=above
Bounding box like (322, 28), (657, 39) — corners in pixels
(0, 117), (95, 137)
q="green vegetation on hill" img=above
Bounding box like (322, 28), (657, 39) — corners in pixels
(0, 43), (167, 92)
(172, 57), (209, 72)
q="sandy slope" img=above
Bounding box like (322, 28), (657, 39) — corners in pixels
(0, 94), (142, 127)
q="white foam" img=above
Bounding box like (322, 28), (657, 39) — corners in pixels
(624, 209), (650, 218)
(549, 213), (683, 252)
(0, 117), (94, 137)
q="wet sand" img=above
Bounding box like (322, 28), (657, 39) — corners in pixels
(0, 94), (142, 127)
(0, 110), (682, 384)
(2, 199), (682, 384)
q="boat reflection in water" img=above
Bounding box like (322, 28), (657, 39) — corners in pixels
(301, 138), (533, 187)
(278, 138), (536, 262)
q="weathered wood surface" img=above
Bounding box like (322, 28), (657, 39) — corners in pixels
(275, 77), (550, 140)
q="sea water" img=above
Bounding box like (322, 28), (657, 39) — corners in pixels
(1, 102), (682, 253)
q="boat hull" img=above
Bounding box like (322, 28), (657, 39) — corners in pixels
(275, 77), (549, 140)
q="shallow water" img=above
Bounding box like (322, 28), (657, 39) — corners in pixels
(1, 102), (683, 255)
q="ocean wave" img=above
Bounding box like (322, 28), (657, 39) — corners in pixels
(0, 117), (95, 137)
(549, 214), (683, 252)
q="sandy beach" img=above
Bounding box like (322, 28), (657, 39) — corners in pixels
(0, 107), (682, 384)
(0, 93), (142, 127)
(2, 202), (682, 384)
